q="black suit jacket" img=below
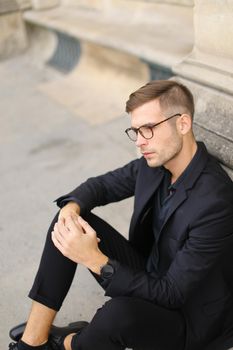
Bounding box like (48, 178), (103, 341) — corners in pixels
(57, 142), (233, 350)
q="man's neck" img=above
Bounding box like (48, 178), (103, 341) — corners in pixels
(165, 139), (198, 184)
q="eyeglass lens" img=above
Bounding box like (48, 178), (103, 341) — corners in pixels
(127, 126), (153, 141)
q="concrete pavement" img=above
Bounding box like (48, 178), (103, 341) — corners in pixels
(0, 53), (135, 348)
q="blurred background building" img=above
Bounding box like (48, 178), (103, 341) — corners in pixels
(0, 0), (232, 178)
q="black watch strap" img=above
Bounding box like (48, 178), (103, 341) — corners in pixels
(100, 259), (118, 280)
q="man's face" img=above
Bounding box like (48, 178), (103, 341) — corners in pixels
(130, 99), (183, 168)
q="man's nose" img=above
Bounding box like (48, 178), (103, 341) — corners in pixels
(135, 133), (148, 147)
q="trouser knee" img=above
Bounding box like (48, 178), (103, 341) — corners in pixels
(88, 297), (137, 337)
(72, 297), (137, 350)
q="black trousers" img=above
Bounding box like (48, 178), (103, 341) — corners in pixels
(29, 212), (186, 350)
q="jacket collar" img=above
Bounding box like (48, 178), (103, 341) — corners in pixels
(177, 141), (209, 191)
(135, 142), (209, 224)
(159, 142), (209, 233)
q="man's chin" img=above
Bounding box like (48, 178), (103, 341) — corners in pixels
(146, 158), (161, 168)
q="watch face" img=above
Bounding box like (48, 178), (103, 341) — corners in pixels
(101, 263), (115, 279)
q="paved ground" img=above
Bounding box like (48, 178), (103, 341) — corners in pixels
(0, 53), (135, 348)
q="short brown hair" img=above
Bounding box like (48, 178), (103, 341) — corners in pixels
(126, 80), (194, 119)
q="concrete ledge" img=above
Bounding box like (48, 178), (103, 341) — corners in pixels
(37, 39), (150, 125)
(174, 51), (233, 96)
(23, 23), (150, 125)
(23, 3), (193, 69)
(21, 3), (194, 126)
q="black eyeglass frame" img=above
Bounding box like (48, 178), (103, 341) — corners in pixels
(125, 113), (182, 141)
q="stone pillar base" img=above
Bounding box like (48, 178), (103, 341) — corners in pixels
(173, 50), (233, 96)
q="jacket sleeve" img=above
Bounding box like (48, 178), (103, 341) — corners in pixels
(104, 199), (233, 309)
(55, 159), (140, 214)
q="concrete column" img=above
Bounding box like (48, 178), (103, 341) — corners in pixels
(173, 0), (233, 178)
(174, 0), (233, 94)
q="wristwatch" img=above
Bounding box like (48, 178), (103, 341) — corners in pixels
(100, 259), (117, 279)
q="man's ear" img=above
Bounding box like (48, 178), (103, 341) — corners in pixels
(177, 114), (192, 135)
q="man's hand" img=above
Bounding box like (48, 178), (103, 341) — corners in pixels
(58, 201), (80, 223)
(51, 215), (108, 274)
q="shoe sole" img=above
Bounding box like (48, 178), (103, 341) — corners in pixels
(9, 321), (88, 342)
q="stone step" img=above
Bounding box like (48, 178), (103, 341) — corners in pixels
(23, 3), (193, 69)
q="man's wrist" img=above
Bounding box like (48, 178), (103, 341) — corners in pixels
(67, 200), (80, 208)
(100, 259), (119, 280)
(86, 253), (109, 275)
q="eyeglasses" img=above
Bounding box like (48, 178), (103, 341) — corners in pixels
(125, 113), (181, 142)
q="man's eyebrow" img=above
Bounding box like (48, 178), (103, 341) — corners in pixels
(131, 122), (156, 129)
(142, 122), (156, 126)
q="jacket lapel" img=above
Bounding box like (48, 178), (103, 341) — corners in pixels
(158, 142), (209, 240)
(130, 165), (164, 236)
(159, 183), (187, 236)
(136, 169), (164, 217)
(130, 142), (209, 241)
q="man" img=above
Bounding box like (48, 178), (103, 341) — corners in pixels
(9, 80), (233, 350)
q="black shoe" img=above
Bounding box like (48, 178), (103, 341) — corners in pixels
(9, 321), (88, 342)
(9, 321), (88, 350)
(8, 341), (52, 350)
(49, 322), (88, 350)
(8, 343), (19, 350)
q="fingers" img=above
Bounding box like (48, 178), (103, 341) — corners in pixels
(77, 217), (100, 242)
(77, 216), (96, 236)
(51, 230), (65, 255)
(52, 215), (98, 246)
(51, 220), (68, 255)
(58, 207), (68, 221)
(51, 215), (101, 262)
(64, 215), (96, 237)
(53, 220), (67, 241)
(65, 215), (83, 234)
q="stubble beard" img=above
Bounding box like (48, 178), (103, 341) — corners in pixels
(146, 136), (183, 168)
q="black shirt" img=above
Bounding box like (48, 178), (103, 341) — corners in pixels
(146, 144), (200, 273)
